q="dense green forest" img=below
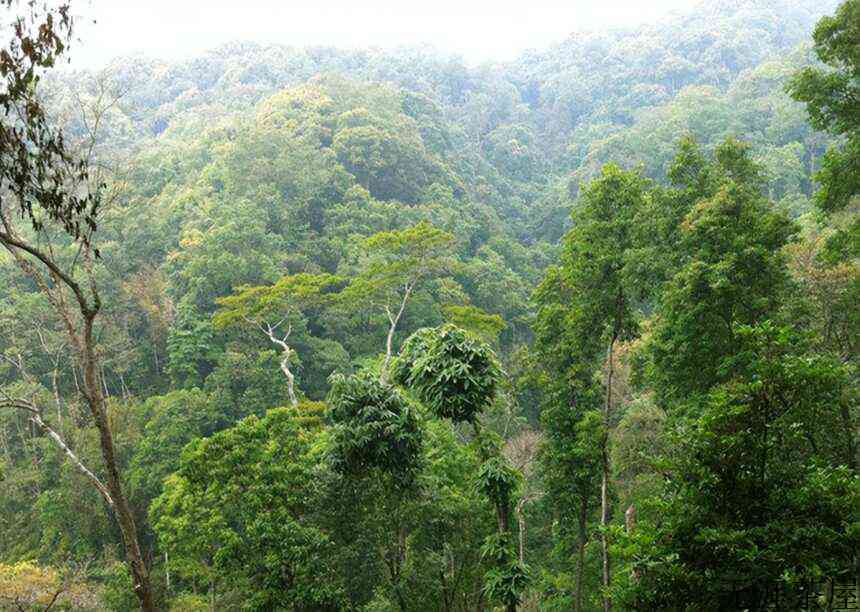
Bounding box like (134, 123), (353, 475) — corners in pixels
(0, 0), (857, 609)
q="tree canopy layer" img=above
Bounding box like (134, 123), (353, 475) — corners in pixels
(0, 0), (857, 610)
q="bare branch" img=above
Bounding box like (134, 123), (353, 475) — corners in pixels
(0, 393), (114, 508)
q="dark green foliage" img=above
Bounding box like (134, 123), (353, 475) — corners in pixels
(327, 372), (423, 487)
(616, 324), (859, 609)
(391, 325), (502, 423)
(480, 531), (530, 607)
(476, 455), (520, 515)
(642, 139), (798, 404)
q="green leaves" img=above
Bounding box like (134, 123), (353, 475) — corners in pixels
(442, 304), (507, 346)
(534, 164), (646, 399)
(326, 372), (423, 489)
(151, 405), (345, 609)
(344, 221), (456, 304)
(391, 325), (502, 423)
(788, 0), (860, 215)
(476, 456), (520, 510)
(480, 532), (530, 606)
(213, 273), (345, 331)
(0, 0), (100, 249)
(617, 322), (859, 609)
(643, 139), (797, 404)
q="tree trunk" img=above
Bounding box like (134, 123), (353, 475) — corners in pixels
(396, 525), (408, 612)
(383, 318), (397, 382)
(81, 317), (156, 611)
(575, 498), (588, 612)
(601, 336), (616, 612)
(474, 421), (518, 612)
(262, 325), (298, 407)
(0, 229), (156, 612)
(30, 413), (113, 507)
(516, 499), (526, 565)
(280, 351), (298, 407)
(51, 365), (62, 426)
(600, 447), (610, 612)
(381, 284), (413, 383)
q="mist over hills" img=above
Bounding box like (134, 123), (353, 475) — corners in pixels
(49, 0), (838, 241)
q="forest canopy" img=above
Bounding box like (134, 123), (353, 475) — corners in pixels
(0, 0), (857, 610)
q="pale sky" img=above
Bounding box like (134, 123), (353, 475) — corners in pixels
(68, 0), (699, 68)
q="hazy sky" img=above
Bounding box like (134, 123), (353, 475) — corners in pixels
(69, 0), (698, 68)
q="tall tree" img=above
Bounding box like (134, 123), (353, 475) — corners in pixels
(326, 371), (424, 610)
(0, 1), (154, 608)
(535, 164), (647, 611)
(643, 140), (796, 405)
(344, 222), (455, 381)
(213, 273), (343, 406)
(392, 324), (528, 612)
(531, 267), (602, 612)
(617, 324), (858, 609)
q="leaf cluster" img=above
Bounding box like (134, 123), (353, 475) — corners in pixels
(391, 324), (502, 423)
(326, 372), (423, 488)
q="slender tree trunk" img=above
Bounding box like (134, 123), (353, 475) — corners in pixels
(209, 576), (215, 611)
(395, 523), (408, 612)
(601, 335), (617, 612)
(262, 324), (298, 407)
(381, 284), (413, 383)
(279, 350), (298, 407)
(384, 523), (408, 612)
(839, 400), (856, 475)
(30, 412), (113, 507)
(383, 319), (397, 382)
(51, 365), (62, 427)
(473, 422), (518, 612)
(0, 229), (156, 612)
(516, 498), (526, 565)
(575, 497), (588, 612)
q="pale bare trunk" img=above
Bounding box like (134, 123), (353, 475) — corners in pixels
(261, 323), (298, 407)
(516, 498), (526, 565)
(51, 365), (62, 426)
(280, 352), (298, 407)
(32, 412), (114, 507)
(383, 320), (397, 381)
(381, 283), (413, 383)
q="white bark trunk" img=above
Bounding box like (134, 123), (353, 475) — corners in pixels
(381, 283), (413, 383)
(263, 324), (298, 407)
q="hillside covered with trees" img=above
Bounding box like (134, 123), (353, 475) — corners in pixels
(0, 0), (856, 610)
